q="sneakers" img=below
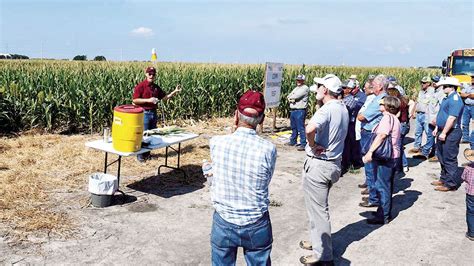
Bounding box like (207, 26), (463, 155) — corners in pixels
(466, 233), (474, 241)
(361, 188), (369, 195)
(409, 147), (420, 153)
(428, 156), (439, 163)
(296, 145), (306, 151)
(299, 254), (334, 265)
(299, 240), (312, 250)
(285, 142), (297, 146)
(358, 183), (368, 188)
(412, 152), (427, 159)
(431, 180), (444, 186)
(359, 201), (379, 207)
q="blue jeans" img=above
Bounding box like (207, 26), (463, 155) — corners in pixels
(414, 113), (435, 156)
(211, 211), (272, 266)
(471, 130), (474, 150)
(290, 109), (307, 146)
(360, 129), (378, 204)
(467, 194), (474, 238)
(373, 159), (397, 222)
(138, 110), (158, 160)
(462, 105), (474, 148)
(437, 128), (462, 189)
(399, 122), (410, 169)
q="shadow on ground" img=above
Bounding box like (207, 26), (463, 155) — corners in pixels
(127, 164), (206, 198)
(332, 187), (422, 265)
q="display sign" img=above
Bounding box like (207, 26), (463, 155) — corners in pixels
(263, 62), (284, 108)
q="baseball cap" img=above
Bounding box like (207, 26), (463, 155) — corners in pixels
(238, 90), (266, 117)
(421, 76), (431, 83)
(146, 67), (156, 74)
(387, 76), (397, 82)
(431, 75), (440, 83)
(349, 74), (357, 79)
(313, 74), (342, 94)
(436, 77), (461, 87)
(367, 74), (375, 81)
(342, 79), (356, 89)
(296, 74), (306, 81)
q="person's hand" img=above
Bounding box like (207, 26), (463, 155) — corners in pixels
(432, 127), (438, 136)
(149, 97), (159, 104)
(174, 84), (182, 93)
(438, 132), (446, 141)
(305, 144), (325, 156)
(362, 151), (373, 163)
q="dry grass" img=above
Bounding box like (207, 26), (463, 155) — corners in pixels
(0, 117), (290, 246)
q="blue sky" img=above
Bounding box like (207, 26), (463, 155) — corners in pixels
(0, 0), (472, 66)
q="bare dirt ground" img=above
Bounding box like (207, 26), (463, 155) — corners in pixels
(1, 118), (473, 265)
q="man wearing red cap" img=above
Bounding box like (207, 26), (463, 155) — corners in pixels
(209, 90), (277, 265)
(132, 66), (181, 162)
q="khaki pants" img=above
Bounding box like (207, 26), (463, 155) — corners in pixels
(302, 157), (341, 261)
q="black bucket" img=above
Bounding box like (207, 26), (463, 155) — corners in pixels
(91, 193), (113, 208)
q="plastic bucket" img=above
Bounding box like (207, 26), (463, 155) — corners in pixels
(91, 193), (113, 208)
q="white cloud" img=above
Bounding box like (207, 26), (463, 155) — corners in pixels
(131, 27), (154, 37)
(398, 45), (411, 54)
(383, 45), (394, 53)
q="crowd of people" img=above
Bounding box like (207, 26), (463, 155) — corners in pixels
(132, 66), (473, 265)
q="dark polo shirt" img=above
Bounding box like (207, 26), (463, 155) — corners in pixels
(132, 80), (166, 110)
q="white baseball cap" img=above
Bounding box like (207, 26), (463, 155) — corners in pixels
(349, 74), (357, 79)
(313, 74), (342, 94)
(436, 77), (461, 87)
(296, 74), (306, 81)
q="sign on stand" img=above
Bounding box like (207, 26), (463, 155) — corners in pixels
(263, 62), (284, 131)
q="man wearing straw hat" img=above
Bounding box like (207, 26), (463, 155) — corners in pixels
(431, 77), (464, 192)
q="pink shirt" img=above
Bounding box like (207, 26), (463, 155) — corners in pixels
(462, 163), (474, 195)
(373, 113), (401, 159)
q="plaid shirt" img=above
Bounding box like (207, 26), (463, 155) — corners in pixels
(210, 127), (277, 226)
(462, 163), (474, 195)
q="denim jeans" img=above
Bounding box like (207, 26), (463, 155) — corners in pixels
(471, 130), (474, 150)
(290, 109), (307, 146)
(373, 159), (397, 223)
(360, 129), (378, 204)
(414, 113), (435, 156)
(462, 105), (474, 144)
(437, 128), (463, 189)
(138, 110), (158, 160)
(342, 122), (363, 171)
(399, 122), (410, 169)
(211, 211), (272, 266)
(467, 194), (474, 238)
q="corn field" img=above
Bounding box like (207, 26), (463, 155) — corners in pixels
(0, 60), (439, 133)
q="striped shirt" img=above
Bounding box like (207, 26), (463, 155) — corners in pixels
(462, 164), (474, 195)
(210, 127), (277, 226)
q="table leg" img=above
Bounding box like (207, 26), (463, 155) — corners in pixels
(104, 152), (108, 173)
(157, 144), (187, 179)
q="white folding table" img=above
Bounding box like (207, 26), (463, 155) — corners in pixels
(85, 132), (199, 193)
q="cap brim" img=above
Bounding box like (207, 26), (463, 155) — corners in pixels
(313, 77), (324, 84)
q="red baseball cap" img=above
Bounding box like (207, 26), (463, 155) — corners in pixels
(146, 67), (156, 74)
(238, 90), (265, 117)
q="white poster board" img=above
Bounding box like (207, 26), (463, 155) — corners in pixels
(263, 62), (284, 108)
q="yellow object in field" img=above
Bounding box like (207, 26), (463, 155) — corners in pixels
(112, 105), (144, 152)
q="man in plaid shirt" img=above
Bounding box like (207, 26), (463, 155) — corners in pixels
(209, 90), (277, 265)
(462, 163), (474, 241)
